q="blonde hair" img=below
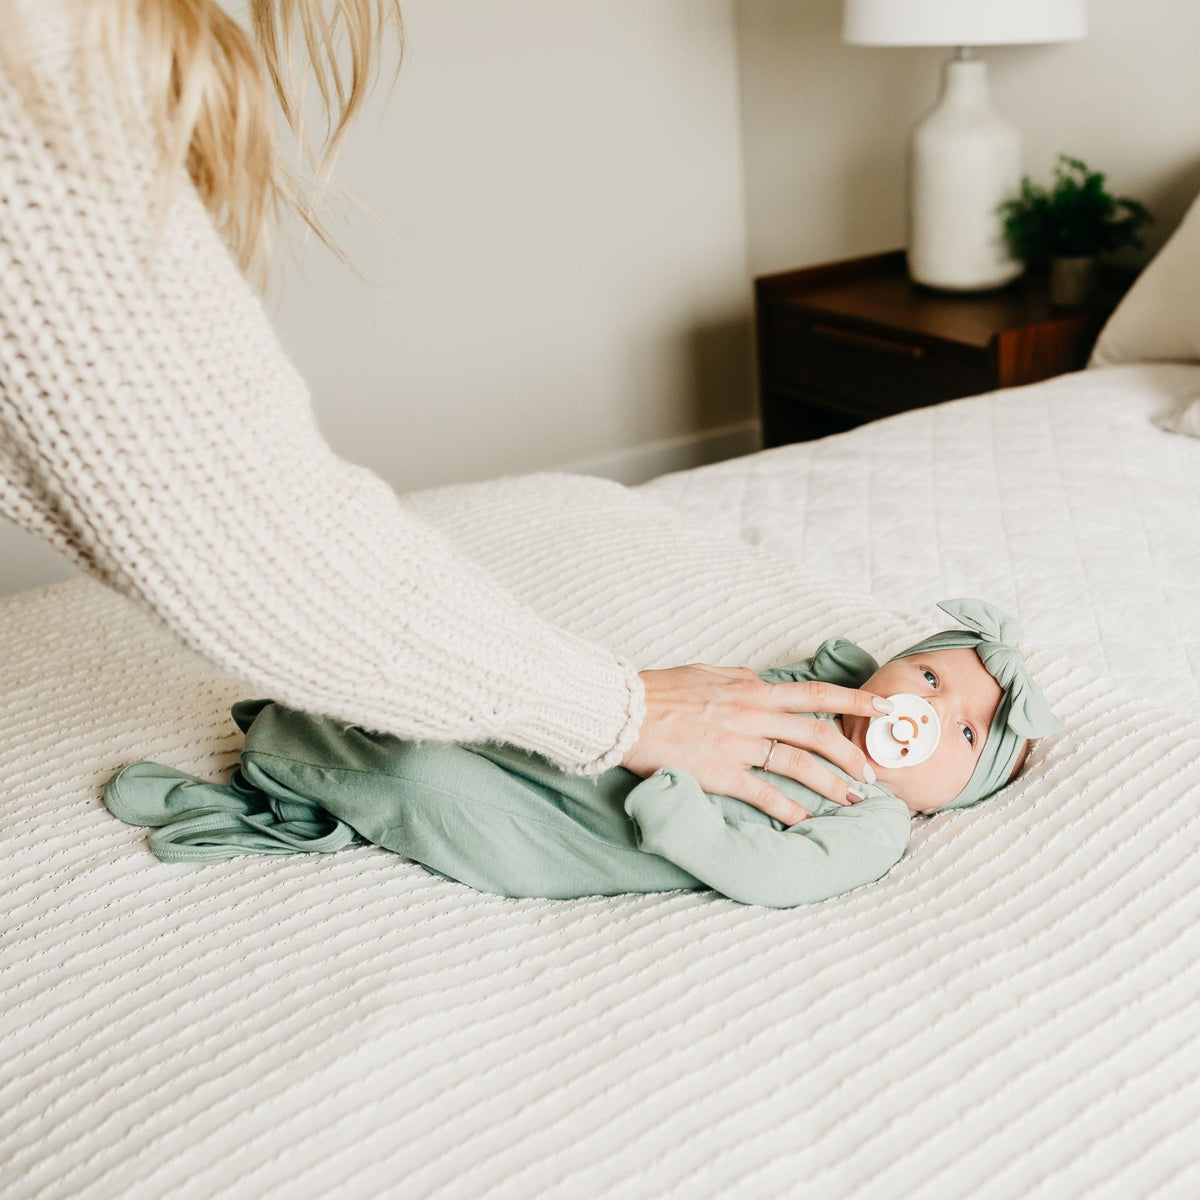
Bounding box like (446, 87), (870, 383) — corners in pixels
(4, 0), (404, 290)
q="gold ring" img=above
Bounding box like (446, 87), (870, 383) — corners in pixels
(761, 739), (779, 772)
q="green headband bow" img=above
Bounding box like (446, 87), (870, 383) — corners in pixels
(891, 599), (1063, 811)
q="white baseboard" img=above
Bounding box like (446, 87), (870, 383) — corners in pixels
(557, 419), (762, 486)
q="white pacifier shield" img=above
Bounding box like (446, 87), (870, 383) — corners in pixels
(866, 693), (941, 769)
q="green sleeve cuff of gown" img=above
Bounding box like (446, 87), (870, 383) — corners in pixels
(758, 638), (879, 689)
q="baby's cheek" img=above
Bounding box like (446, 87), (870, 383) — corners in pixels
(921, 746), (970, 801)
(951, 744), (983, 792)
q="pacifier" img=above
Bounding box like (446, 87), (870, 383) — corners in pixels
(865, 693), (940, 769)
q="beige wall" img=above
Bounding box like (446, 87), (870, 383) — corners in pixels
(265, 0), (756, 493)
(735, 0), (1200, 277)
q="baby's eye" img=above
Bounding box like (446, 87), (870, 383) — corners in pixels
(922, 668), (938, 687)
(961, 724), (975, 746)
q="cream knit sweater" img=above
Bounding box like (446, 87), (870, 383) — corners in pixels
(0, 1), (644, 773)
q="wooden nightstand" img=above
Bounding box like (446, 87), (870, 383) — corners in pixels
(756, 250), (1131, 447)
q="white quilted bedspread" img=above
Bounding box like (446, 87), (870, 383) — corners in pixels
(4, 468), (1200, 1199)
(641, 362), (1200, 710)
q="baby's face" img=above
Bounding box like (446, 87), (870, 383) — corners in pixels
(841, 647), (1002, 815)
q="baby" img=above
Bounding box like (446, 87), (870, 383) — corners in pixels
(105, 599), (1062, 908)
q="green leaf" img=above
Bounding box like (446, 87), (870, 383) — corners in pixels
(997, 153), (1153, 260)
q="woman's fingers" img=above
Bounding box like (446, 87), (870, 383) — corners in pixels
(735, 775), (812, 827)
(622, 664), (879, 824)
(685, 671), (888, 783)
(763, 713), (872, 789)
(762, 677), (894, 720)
(757, 738), (864, 808)
(735, 673), (887, 790)
(690, 756), (813, 825)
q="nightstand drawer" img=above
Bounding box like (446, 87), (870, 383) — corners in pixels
(764, 308), (992, 420)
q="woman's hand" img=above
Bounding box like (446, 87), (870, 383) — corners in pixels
(620, 664), (892, 826)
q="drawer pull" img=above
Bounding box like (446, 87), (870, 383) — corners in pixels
(812, 322), (925, 360)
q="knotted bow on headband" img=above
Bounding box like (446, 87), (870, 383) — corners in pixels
(890, 598), (1063, 811)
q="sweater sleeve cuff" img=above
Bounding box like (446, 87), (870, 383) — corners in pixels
(498, 636), (646, 776)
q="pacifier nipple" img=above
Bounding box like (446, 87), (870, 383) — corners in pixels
(866, 694), (941, 769)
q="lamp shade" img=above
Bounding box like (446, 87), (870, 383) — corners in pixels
(843, 0), (1087, 47)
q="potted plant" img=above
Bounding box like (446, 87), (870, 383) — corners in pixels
(998, 155), (1153, 307)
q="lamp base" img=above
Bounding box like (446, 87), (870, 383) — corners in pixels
(907, 54), (1024, 292)
(908, 267), (1022, 296)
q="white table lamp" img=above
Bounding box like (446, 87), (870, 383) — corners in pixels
(843, 0), (1087, 292)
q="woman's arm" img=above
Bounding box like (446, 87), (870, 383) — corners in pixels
(0, 21), (643, 773)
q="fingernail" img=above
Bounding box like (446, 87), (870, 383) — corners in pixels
(873, 697), (895, 713)
(846, 790), (865, 804)
(862, 764), (876, 785)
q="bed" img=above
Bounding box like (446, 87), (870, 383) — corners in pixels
(5, 205), (1200, 1197)
(643, 360), (1200, 711)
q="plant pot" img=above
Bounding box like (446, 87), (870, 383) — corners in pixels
(1049, 255), (1099, 308)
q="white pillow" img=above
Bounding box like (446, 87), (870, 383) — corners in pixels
(1165, 396), (1200, 438)
(1090, 190), (1200, 366)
